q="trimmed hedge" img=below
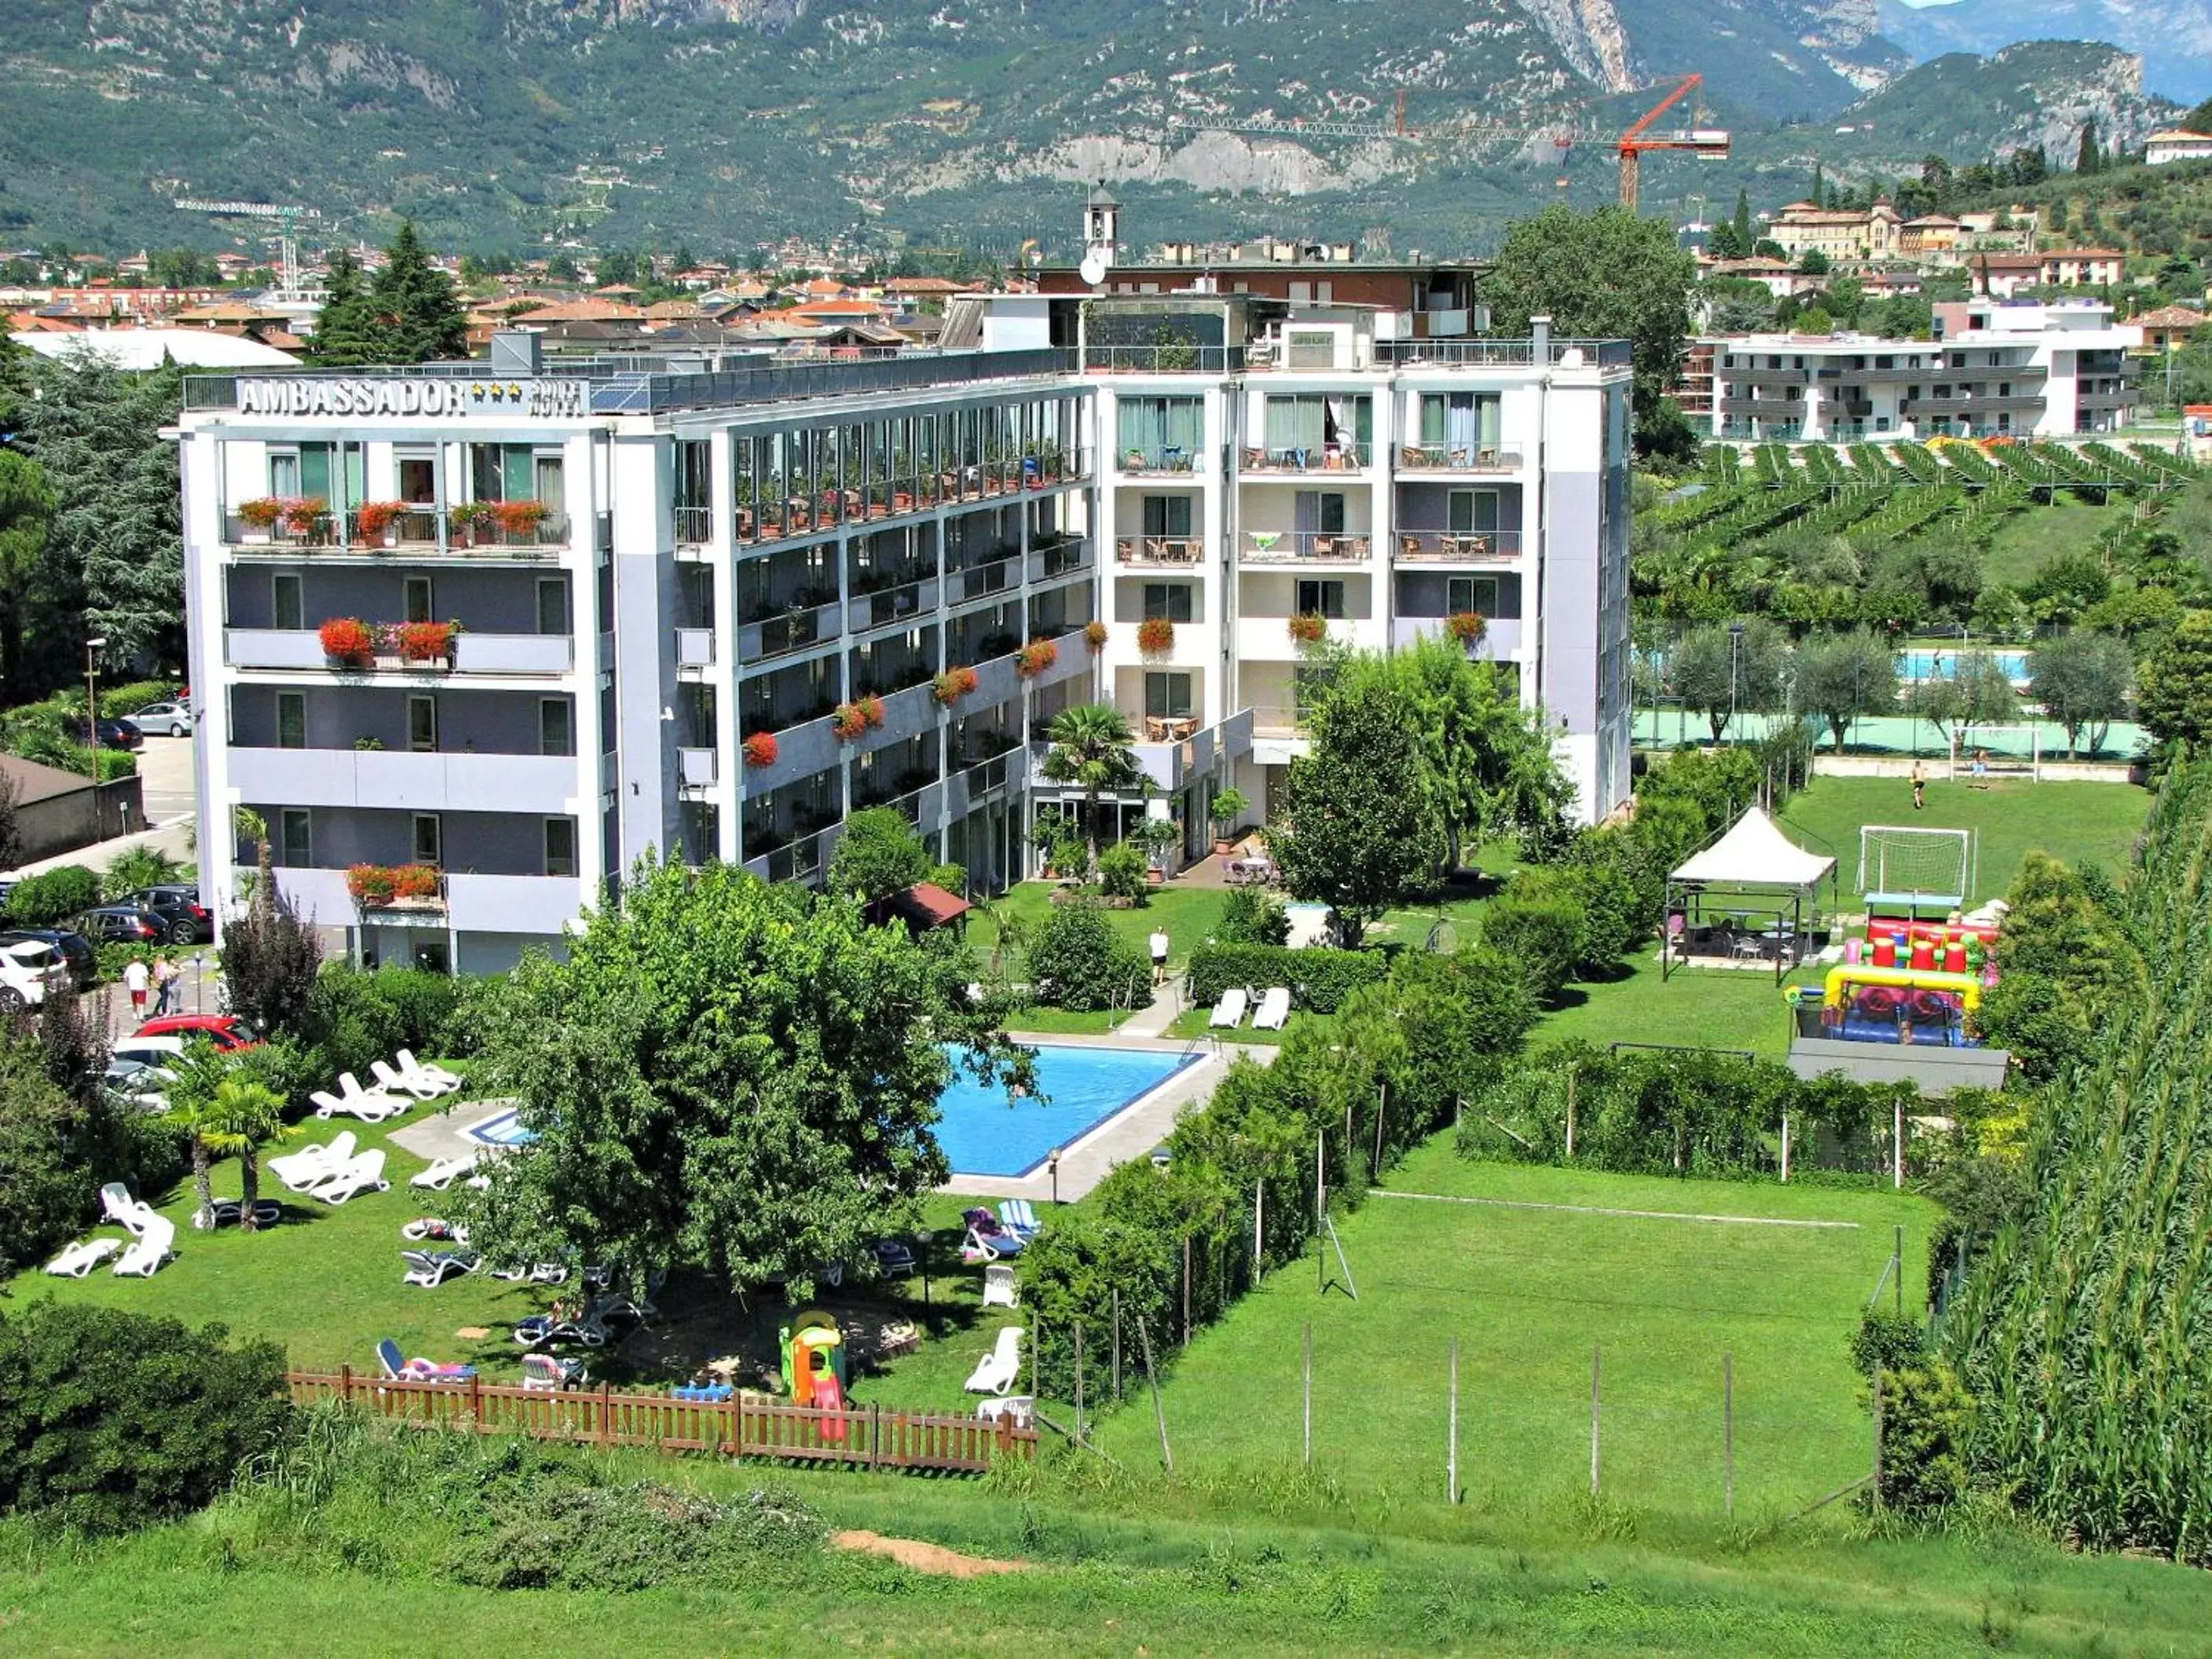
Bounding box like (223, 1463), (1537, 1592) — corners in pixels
(1185, 943), (1386, 1013)
(4, 864), (99, 928)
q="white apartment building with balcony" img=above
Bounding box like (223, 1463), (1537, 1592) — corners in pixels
(179, 311), (1631, 972)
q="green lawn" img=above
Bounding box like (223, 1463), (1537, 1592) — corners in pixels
(1776, 772), (2148, 903)
(1536, 953), (1811, 1059)
(1980, 493), (2116, 588)
(1090, 1148), (1936, 1522)
(967, 881), (1231, 976)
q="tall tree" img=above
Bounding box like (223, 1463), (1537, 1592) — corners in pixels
(1270, 679), (1444, 947)
(1732, 187), (1752, 252)
(826, 805), (961, 903)
(1811, 162), (1826, 207)
(2028, 632), (2133, 755)
(1478, 205), (1697, 431)
(1672, 619), (1787, 742)
(10, 346), (184, 679)
(453, 856), (1027, 1290)
(0, 451), (53, 704)
(1794, 629), (1898, 751)
(368, 222), (468, 364)
(1905, 656), (2021, 751)
(1039, 703), (1144, 873)
(2137, 608), (2212, 758)
(311, 249), (383, 366)
(2076, 119), (2102, 175)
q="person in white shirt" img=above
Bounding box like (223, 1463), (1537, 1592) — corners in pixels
(122, 955), (151, 1016)
(1149, 928), (1170, 985)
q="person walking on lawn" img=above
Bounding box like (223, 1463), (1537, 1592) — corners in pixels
(1911, 760), (1927, 811)
(1149, 926), (1170, 985)
(122, 954), (151, 1017)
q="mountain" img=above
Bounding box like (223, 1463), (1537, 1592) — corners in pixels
(0, 0), (2142, 257)
(1877, 0), (2212, 101)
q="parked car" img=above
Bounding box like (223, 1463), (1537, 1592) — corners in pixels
(0, 938), (72, 1010)
(110, 1032), (189, 1069)
(112, 885), (211, 944)
(134, 1013), (258, 1050)
(75, 905), (165, 946)
(65, 716), (142, 751)
(102, 1057), (173, 1114)
(126, 699), (193, 737)
(0, 927), (97, 991)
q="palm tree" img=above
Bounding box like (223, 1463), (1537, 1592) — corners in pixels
(972, 897), (1031, 978)
(1039, 703), (1144, 874)
(160, 1085), (227, 1231)
(208, 1079), (290, 1232)
(233, 805), (272, 914)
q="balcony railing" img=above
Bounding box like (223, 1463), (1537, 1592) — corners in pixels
(1393, 529), (1521, 562)
(228, 507), (569, 555)
(1375, 338), (1634, 368)
(1116, 536), (1203, 566)
(849, 574), (939, 632)
(679, 747), (719, 789)
(1029, 536), (1090, 581)
(1081, 345), (1246, 374)
(674, 505), (712, 545)
(1117, 448), (1198, 475)
(738, 456), (1091, 548)
(676, 628), (716, 669)
(1240, 444), (1368, 474)
(1395, 443), (1521, 473)
(1242, 531), (1372, 562)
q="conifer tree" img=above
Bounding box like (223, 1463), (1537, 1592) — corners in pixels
(366, 222), (468, 363)
(309, 249), (382, 366)
(2076, 119), (2101, 175)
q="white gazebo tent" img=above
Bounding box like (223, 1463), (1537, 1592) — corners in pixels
(1662, 807), (1837, 984)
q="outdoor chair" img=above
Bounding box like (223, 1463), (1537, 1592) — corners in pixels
(522, 1352), (587, 1391)
(100, 1182), (150, 1234)
(401, 1249), (480, 1288)
(976, 1394), (1034, 1427)
(998, 1199), (1040, 1237)
(872, 1237), (917, 1275)
(397, 1050), (463, 1093)
(371, 1058), (447, 1102)
(45, 1238), (121, 1278)
(111, 1212), (176, 1278)
(193, 1197), (283, 1230)
(307, 1150), (389, 1205)
(1208, 987), (1249, 1027)
(1252, 987), (1292, 1031)
(964, 1326), (1023, 1395)
(409, 1152), (479, 1192)
(376, 1338), (474, 1385)
(981, 1263), (1020, 1309)
(271, 1131), (357, 1192)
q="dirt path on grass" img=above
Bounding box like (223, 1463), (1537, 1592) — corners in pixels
(830, 1529), (1026, 1577)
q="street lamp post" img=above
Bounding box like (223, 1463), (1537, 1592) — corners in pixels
(83, 636), (106, 844)
(1727, 621), (1745, 742)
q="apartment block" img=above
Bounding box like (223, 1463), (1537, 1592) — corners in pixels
(179, 309), (1632, 971)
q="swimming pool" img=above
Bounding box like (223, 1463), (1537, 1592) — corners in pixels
(464, 1107), (534, 1147)
(933, 1043), (1198, 1177)
(1897, 648), (2029, 683)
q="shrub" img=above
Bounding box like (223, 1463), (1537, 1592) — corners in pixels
(395, 621), (456, 662)
(100, 844), (185, 900)
(353, 500), (405, 540)
(490, 499), (549, 538)
(1185, 943), (1386, 1013)
(280, 496), (328, 535)
(1873, 1360), (1975, 1517)
(932, 665), (979, 705)
(0, 1036), (101, 1275)
(0, 1303), (291, 1534)
(98, 679), (183, 720)
(1028, 899), (1149, 1010)
(317, 617), (374, 665)
(1445, 611), (1485, 643)
(390, 863), (442, 899)
(346, 864), (397, 905)
(1097, 839), (1149, 900)
(236, 496), (283, 529)
(1481, 888), (1587, 1002)
(300, 967), (463, 1093)
(1851, 1310), (1928, 1380)
(1212, 885), (1289, 947)
(1287, 612), (1326, 643)
(4, 863), (99, 927)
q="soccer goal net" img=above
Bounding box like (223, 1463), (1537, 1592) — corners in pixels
(1857, 825), (1975, 912)
(1947, 724), (2043, 783)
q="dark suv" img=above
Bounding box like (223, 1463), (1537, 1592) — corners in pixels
(75, 905), (165, 946)
(112, 885), (211, 945)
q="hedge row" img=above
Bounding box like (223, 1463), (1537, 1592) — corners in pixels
(1184, 943), (1386, 1013)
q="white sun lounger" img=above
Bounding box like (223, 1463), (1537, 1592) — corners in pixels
(1251, 987), (1291, 1031)
(100, 1181), (151, 1235)
(409, 1152), (481, 1192)
(371, 1059), (447, 1102)
(46, 1237), (122, 1277)
(309, 1149), (390, 1206)
(112, 1212), (177, 1277)
(963, 1325), (1023, 1396)
(1207, 987), (1248, 1028)
(397, 1049), (463, 1093)
(312, 1082), (405, 1123)
(269, 1131), (358, 1192)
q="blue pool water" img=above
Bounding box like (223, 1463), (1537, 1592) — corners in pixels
(934, 1044), (1197, 1177)
(1898, 649), (2029, 683)
(465, 1108), (534, 1147)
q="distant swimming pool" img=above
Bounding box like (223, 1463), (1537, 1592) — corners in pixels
(1898, 649), (2029, 683)
(464, 1107), (534, 1148)
(934, 1043), (1197, 1177)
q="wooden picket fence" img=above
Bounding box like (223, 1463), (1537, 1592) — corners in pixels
(288, 1368), (1035, 1474)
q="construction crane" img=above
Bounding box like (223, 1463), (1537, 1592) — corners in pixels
(171, 199), (322, 294)
(1613, 75), (1729, 212)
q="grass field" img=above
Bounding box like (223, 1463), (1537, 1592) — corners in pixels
(1979, 495), (2116, 589)
(1090, 1147), (1934, 1521)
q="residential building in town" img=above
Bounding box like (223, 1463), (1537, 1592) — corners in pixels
(178, 287), (1631, 971)
(1705, 298), (2142, 441)
(2146, 129), (2212, 165)
(2133, 304), (2206, 357)
(1767, 200), (1903, 263)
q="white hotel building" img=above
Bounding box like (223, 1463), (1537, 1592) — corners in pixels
(178, 305), (1631, 971)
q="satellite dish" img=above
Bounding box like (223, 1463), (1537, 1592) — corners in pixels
(1079, 252), (1108, 287)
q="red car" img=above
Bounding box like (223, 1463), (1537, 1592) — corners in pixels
(132, 1013), (260, 1051)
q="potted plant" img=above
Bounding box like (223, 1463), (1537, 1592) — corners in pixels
(447, 501), (488, 548)
(1445, 611), (1486, 645)
(353, 500), (405, 545)
(1133, 815), (1181, 883)
(742, 731), (779, 768)
(346, 864), (396, 906)
(932, 666), (980, 707)
(492, 499), (550, 543)
(397, 620), (458, 664)
(318, 617), (375, 668)
(1084, 618), (1109, 651)
(859, 694), (886, 729)
(1208, 786), (1248, 855)
(281, 496), (329, 540)
(390, 864), (443, 903)
(236, 496), (283, 539)
(1137, 616), (1175, 655)
(353, 736), (386, 752)
(1016, 637), (1059, 678)
(831, 701), (870, 741)
(1287, 612), (1326, 645)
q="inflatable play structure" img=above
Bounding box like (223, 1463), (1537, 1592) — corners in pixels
(780, 1311), (850, 1436)
(1816, 964), (1984, 1046)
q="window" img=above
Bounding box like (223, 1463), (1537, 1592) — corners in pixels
(1446, 490), (1500, 535)
(1295, 579), (1346, 618)
(1418, 393), (1503, 453)
(1141, 495), (1192, 537)
(1294, 491), (1346, 536)
(544, 818), (577, 878)
(280, 808), (311, 867)
(537, 577), (570, 636)
(404, 576), (434, 624)
(1115, 397), (1203, 461)
(1141, 583), (1193, 622)
(276, 692), (306, 750)
(272, 573), (302, 632)
(1264, 394), (1370, 456)
(407, 695), (438, 754)
(412, 814), (442, 867)
(1144, 672), (1193, 719)
(1446, 576), (1499, 615)
(540, 698), (573, 757)
(397, 451), (436, 505)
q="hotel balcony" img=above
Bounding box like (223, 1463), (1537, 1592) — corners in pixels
(1028, 706), (1253, 796)
(1393, 444), (1522, 474)
(1391, 530), (1522, 563)
(1240, 531), (1374, 564)
(224, 629), (576, 677)
(1238, 443), (1368, 474)
(1115, 448), (1201, 478)
(230, 748), (580, 816)
(267, 866), (583, 937)
(1391, 614), (1523, 661)
(225, 507), (568, 561)
(1115, 535), (1204, 568)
